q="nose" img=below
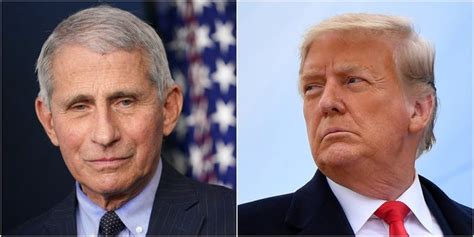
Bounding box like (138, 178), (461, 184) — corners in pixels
(318, 81), (346, 116)
(91, 107), (120, 147)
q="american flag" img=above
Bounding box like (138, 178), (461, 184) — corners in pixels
(147, 1), (236, 190)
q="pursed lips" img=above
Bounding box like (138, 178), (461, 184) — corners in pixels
(320, 127), (353, 141)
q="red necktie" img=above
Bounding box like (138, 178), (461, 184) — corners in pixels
(375, 201), (410, 237)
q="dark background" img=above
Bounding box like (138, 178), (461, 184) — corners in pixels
(2, 2), (158, 233)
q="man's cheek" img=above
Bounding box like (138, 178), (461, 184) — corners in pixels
(55, 128), (85, 154)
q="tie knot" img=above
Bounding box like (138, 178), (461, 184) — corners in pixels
(99, 211), (125, 236)
(375, 201), (410, 224)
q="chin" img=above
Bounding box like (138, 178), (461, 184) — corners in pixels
(81, 175), (132, 197)
(314, 144), (362, 171)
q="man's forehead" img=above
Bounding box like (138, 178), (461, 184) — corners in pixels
(307, 30), (397, 55)
(301, 35), (395, 77)
(51, 45), (147, 80)
(52, 44), (147, 71)
(300, 63), (377, 80)
(49, 45), (154, 101)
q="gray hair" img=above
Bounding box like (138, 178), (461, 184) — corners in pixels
(36, 5), (174, 107)
(299, 13), (437, 157)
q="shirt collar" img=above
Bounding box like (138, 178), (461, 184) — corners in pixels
(327, 173), (435, 234)
(76, 158), (162, 236)
(396, 174), (435, 233)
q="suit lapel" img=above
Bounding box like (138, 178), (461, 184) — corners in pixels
(420, 175), (473, 235)
(43, 190), (77, 235)
(285, 170), (354, 235)
(147, 160), (204, 235)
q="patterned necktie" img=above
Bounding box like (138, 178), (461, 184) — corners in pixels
(375, 201), (410, 237)
(98, 211), (126, 237)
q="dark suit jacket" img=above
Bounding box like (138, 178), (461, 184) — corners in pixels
(11, 160), (236, 235)
(239, 170), (473, 236)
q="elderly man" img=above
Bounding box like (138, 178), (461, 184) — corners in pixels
(13, 5), (235, 236)
(239, 13), (472, 236)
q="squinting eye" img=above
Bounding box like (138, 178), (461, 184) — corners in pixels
(347, 77), (363, 84)
(71, 104), (87, 111)
(304, 84), (323, 96)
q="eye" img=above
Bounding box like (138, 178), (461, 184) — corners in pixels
(71, 104), (88, 111)
(346, 76), (363, 84)
(303, 84), (323, 96)
(118, 98), (134, 107)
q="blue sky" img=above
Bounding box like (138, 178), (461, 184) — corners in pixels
(237, 2), (472, 207)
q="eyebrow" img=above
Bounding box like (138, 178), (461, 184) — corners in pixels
(108, 90), (143, 101)
(62, 89), (144, 108)
(300, 69), (326, 82)
(300, 63), (376, 81)
(63, 94), (93, 108)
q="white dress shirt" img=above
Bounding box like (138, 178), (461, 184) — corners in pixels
(327, 174), (443, 236)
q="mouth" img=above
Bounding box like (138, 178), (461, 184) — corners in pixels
(321, 127), (353, 140)
(87, 156), (132, 169)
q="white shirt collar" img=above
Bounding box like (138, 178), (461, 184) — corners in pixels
(327, 173), (436, 234)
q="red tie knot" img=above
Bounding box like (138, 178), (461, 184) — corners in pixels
(375, 201), (410, 224)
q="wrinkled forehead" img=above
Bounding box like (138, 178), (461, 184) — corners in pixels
(50, 45), (151, 92)
(302, 31), (397, 68)
(300, 29), (400, 74)
(51, 44), (149, 79)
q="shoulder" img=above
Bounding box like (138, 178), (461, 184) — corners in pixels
(193, 178), (235, 200)
(419, 175), (473, 234)
(191, 179), (236, 220)
(239, 193), (293, 216)
(419, 174), (472, 214)
(9, 210), (51, 235)
(183, 175), (236, 214)
(8, 192), (76, 235)
(238, 193), (294, 235)
(158, 161), (235, 234)
(161, 160), (235, 206)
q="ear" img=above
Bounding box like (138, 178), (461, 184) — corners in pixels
(408, 94), (434, 134)
(35, 98), (59, 146)
(162, 85), (183, 136)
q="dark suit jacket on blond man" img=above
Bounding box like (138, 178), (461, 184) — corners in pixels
(13, 160), (235, 235)
(238, 170), (473, 235)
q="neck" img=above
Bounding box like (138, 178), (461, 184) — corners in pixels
(361, 167), (416, 200)
(324, 151), (417, 201)
(330, 168), (416, 201)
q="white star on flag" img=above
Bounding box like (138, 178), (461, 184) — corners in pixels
(195, 24), (213, 52)
(211, 100), (236, 134)
(212, 20), (235, 53)
(190, 63), (212, 96)
(193, 0), (211, 14)
(215, 141), (235, 174)
(212, 59), (235, 94)
(169, 27), (189, 56)
(186, 104), (208, 128)
(212, 21), (235, 53)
